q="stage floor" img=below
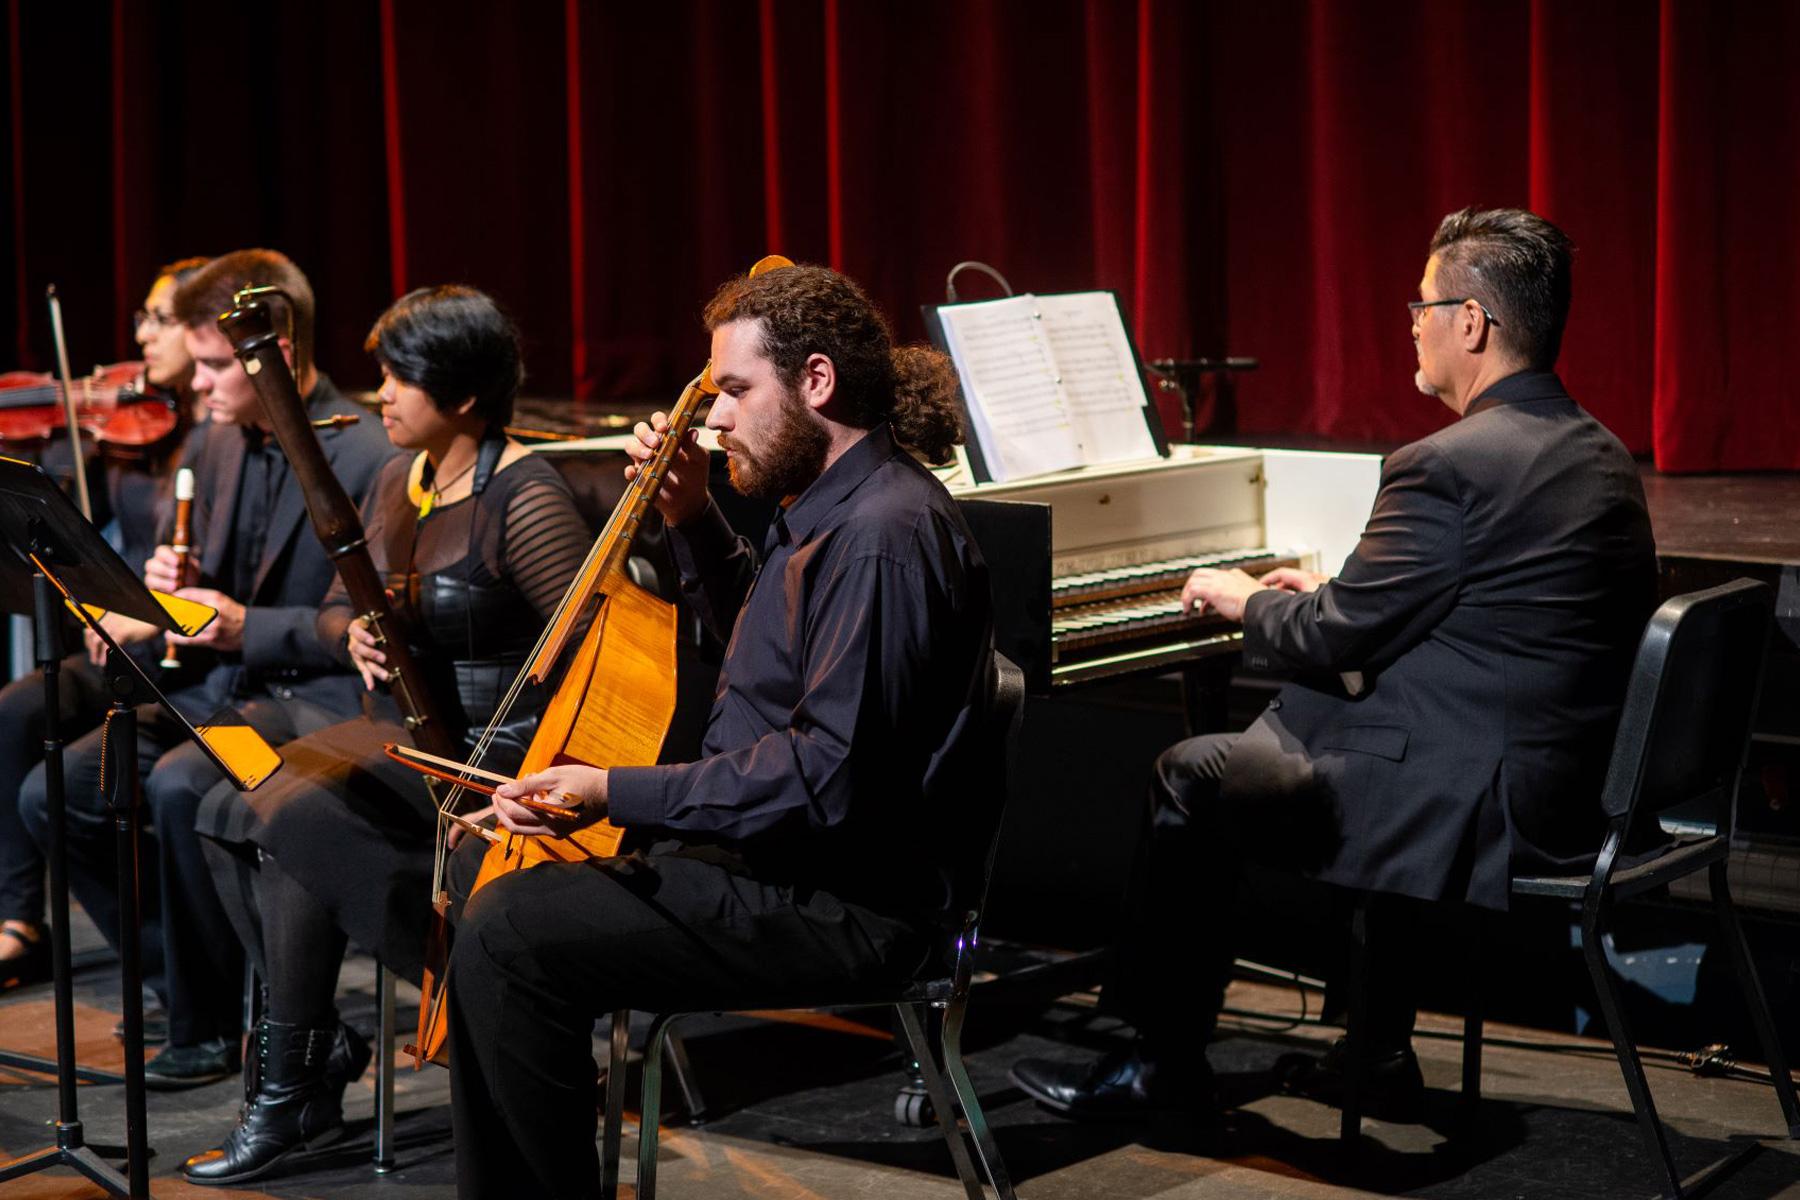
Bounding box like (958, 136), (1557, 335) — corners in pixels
(2, 927), (1797, 1200)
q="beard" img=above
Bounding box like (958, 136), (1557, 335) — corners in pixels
(721, 388), (830, 500)
(1412, 338), (1442, 399)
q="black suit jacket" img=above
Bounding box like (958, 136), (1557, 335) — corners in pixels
(181, 375), (399, 715)
(1231, 370), (1657, 910)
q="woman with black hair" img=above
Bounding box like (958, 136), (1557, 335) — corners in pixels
(184, 286), (591, 1186)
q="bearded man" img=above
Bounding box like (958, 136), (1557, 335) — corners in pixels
(445, 263), (994, 1199)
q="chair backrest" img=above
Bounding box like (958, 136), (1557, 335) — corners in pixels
(944, 651), (1026, 982)
(1598, 577), (1773, 856)
(967, 651), (1027, 920)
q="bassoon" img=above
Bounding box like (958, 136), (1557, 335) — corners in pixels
(216, 288), (457, 759)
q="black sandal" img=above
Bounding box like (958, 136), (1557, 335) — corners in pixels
(0, 923), (50, 991)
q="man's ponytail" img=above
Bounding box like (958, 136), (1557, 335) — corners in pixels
(888, 344), (963, 465)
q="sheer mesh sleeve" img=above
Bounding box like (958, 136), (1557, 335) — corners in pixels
(501, 473), (592, 620)
(315, 457), (406, 665)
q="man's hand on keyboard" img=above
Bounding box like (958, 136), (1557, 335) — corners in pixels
(1259, 566), (1330, 594)
(1181, 567), (1264, 622)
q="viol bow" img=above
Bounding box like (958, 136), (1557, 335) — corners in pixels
(216, 287), (459, 759)
(403, 253), (792, 1067)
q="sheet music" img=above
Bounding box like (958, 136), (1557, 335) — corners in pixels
(1038, 293), (1161, 465)
(936, 296), (1083, 480)
(937, 291), (1160, 482)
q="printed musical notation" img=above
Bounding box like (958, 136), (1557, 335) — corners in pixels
(936, 292), (1159, 481)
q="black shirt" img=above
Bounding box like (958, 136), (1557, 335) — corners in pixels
(225, 429), (288, 603)
(608, 424), (993, 921)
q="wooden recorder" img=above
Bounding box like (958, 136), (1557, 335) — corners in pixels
(159, 466), (195, 670)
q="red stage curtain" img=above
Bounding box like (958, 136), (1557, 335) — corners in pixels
(2, 0), (1793, 470)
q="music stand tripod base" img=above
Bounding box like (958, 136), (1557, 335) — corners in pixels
(0, 456), (279, 1197)
(0, 573), (136, 1196)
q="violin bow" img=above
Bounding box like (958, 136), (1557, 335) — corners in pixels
(45, 286), (93, 520)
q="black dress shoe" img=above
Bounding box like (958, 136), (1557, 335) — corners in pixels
(1011, 1048), (1215, 1120)
(1275, 1037), (1425, 1122)
(0, 926), (50, 991)
(145, 1038), (240, 1090)
(112, 1013), (169, 1045)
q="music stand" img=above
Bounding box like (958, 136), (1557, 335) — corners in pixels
(0, 456), (281, 1197)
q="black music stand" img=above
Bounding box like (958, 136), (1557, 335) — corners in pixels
(0, 456), (280, 1198)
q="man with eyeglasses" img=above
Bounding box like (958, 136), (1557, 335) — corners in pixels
(15, 249), (395, 1090)
(1012, 207), (1656, 1124)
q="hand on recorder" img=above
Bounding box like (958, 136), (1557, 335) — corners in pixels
(82, 613), (160, 666)
(166, 589), (246, 652)
(624, 411), (710, 528)
(492, 764), (608, 837)
(144, 544), (196, 594)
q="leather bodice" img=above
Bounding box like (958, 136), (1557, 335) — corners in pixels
(392, 568), (549, 772)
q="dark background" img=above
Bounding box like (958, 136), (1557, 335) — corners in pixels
(4, 0), (1797, 470)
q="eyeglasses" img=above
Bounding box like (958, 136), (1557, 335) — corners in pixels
(133, 309), (176, 331)
(1408, 297), (1500, 325)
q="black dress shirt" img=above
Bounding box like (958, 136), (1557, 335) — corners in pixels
(227, 429), (288, 602)
(608, 424), (993, 922)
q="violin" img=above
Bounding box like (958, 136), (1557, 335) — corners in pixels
(0, 361), (183, 456)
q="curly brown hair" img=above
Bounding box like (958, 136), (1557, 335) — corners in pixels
(703, 264), (963, 464)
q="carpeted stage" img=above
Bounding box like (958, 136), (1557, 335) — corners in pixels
(1, 928), (1797, 1199)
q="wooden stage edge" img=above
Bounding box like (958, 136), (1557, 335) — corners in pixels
(1640, 467), (1800, 566)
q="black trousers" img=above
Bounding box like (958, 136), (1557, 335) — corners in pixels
(18, 686), (339, 1046)
(1106, 729), (1420, 1062)
(449, 847), (931, 1200)
(0, 654), (113, 926)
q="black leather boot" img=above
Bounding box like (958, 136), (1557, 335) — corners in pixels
(328, 1020), (373, 1090)
(242, 1019), (373, 1102)
(182, 1020), (346, 1185)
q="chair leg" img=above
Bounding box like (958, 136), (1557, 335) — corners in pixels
(1582, 902), (1683, 1199)
(600, 1009), (630, 1200)
(1340, 893), (1371, 1158)
(637, 1013), (683, 1200)
(1708, 861), (1800, 1138)
(242, 960), (262, 1039)
(1461, 908), (1484, 1130)
(373, 963), (396, 1173)
(663, 1026), (708, 1123)
(895, 1003), (991, 1200)
(242, 962), (263, 1104)
(939, 996), (1018, 1200)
